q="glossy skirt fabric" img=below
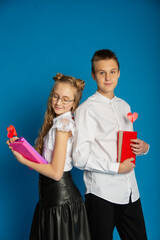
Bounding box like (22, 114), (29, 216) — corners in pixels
(29, 171), (91, 240)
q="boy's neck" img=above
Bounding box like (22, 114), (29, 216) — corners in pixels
(97, 90), (115, 99)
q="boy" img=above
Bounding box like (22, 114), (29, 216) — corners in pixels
(73, 49), (149, 240)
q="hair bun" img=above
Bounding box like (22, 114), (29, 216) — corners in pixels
(53, 73), (64, 81)
(76, 79), (85, 90)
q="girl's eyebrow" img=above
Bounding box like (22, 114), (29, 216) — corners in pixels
(54, 92), (70, 98)
(53, 92), (60, 97)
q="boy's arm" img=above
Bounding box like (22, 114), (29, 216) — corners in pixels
(124, 105), (149, 156)
(73, 107), (120, 174)
(125, 106), (150, 156)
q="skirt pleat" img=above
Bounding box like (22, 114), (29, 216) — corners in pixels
(29, 172), (91, 240)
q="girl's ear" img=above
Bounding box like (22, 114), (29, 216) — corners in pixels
(71, 101), (75, 113)
(72, 99), (78, 112)
(71, 106), (75, 113)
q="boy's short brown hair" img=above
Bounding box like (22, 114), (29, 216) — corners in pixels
(91, 49), (120, 73)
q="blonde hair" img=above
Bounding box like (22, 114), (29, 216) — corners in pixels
(35, 73), (85, 155)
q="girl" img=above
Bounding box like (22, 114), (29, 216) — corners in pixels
(8, 73), (91, 240)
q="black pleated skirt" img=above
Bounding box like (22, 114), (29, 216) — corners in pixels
(29, 171), (91, 240)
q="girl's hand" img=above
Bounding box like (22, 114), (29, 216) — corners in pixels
(6, 136), (19, 145)
(9, 146), (26, 165)
(7, 138), (26, 165)
(118, 158), (135, 174)
(130, 139), (149, 155)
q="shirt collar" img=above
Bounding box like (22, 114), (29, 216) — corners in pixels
(53, 111), (72, 123)
(95, 91), (117, 103)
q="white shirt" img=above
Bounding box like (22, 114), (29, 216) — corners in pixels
(42, 111), (75, 172)
(73, 91), (140, 204)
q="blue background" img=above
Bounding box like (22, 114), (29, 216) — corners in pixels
(1, 0), (160, 239)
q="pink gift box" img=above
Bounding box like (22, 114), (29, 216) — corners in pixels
(9, 137), (47, 165)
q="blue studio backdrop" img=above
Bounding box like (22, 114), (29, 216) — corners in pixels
(1, 0), (160, 239)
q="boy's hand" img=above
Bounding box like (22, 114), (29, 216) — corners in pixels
(118, 158), (135, 174)
(130, 139), (149, 155)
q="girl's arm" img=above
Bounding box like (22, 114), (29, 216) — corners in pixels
(8, 130), (71, 181)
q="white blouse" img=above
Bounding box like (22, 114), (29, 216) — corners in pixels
(42, 111), (75, 172)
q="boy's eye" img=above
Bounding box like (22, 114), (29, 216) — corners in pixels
(111, 71), (116, 74)
(99, 71), (105, 75)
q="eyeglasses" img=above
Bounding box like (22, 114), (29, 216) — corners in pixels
(52, 93), (74, 105)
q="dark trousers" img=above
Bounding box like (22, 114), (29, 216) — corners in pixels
(85, 194), (147, 240)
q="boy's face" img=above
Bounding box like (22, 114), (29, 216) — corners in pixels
(92, 59), (120, 99)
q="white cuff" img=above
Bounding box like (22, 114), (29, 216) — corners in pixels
(109, 162), (120, 174)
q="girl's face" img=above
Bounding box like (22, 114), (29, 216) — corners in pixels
(52, 82), (76, 116)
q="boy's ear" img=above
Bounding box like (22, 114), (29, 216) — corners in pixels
(118, 70), (120, 78)
(91, 72), (96, 81)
